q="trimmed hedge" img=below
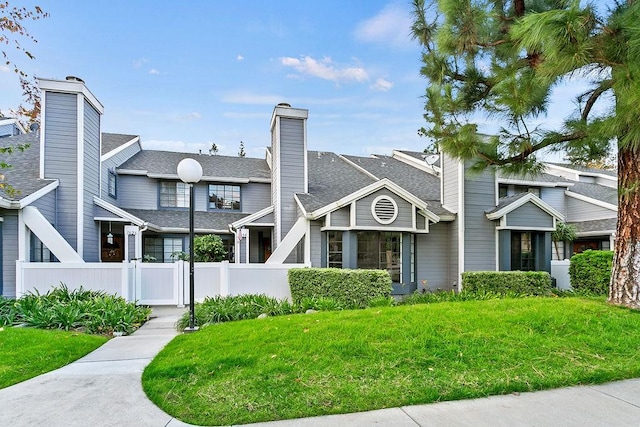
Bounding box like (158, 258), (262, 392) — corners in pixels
(569, 250), (613, 295)
(462, 271), (553, 296)
(288, 268), (392, 309)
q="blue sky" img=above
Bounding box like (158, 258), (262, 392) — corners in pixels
(2, 1), (606, 160)
(2, 1), (433, 158)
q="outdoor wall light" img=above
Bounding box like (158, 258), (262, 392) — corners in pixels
(177, 158), (203, 332)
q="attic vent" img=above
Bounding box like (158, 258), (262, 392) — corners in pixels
(371, 195), (398, 225)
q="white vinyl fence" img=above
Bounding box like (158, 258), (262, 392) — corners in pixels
(16, 260), (307, 305)
(551, 260), (571, 290)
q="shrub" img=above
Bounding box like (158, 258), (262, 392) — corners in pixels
(0, 296), (17, 326)
(6, 284), (151, 335)
(288, 268), (392, 309)
(461, 271), (553, 296)
(569, 250), (613, 295)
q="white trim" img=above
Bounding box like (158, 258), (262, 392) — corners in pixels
(350, 201), (357, 226)
(495, 229), (500, 270)
(39, 90), (46, 179)
(100, 135), (140, 162)
(0, 118), (27, 134)
(275, 116), (282, 245)
(155, 227), (232, 234)
(37, 77), (104, 114)
(18, 181), (59, 208)
(77, 94), (84, 257)
(496, 177), (574, 188)
(371, 195), (398, 225)
(303, 119), (308, 193)
(94, 216), (132, 223)
(391, 150), (440, 176)
(18, 209), (26, 261)
(412, 205), (417, 230)
(320, 225), (431, 233)
(231, 205), (274, 228)
(457, 159), (464, 292)
(116, 169), (271, 184)
(305, 219), (311, 264)
(486, 192), (565, 221)
(93, 196), (146, 226)
(325, 211), (331, 227)
(114, 169), (148, 176)
(565, 190), (617, 211)
(293, 193), (309, 218)
(576, 230), (616, 237)
(544, 163), (617, 184)
(496, 225), (556, 231)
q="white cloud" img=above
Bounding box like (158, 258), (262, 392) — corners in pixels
(280, 56), (369, 83)
(354, 3), (413, 48)
(133, 58), (149, 69)
(221, 91), (284, 105)
(0, 65), (9, 73)
(237, 54), (244, 61)
(371, 78), (394, 92)
(149, 69), (160, 75)
(142, 139), (203, 153)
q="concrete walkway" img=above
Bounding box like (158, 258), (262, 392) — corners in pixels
(1, 307), (640, 426)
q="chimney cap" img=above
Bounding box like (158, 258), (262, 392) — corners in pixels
(65, 75), (85, 83)
(276, 102), (291, 108)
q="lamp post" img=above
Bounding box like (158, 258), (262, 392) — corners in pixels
(177, 158), (203, 332)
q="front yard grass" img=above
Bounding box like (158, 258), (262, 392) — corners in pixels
(0, 327), (107, 389)
(143, 297), (640, 426)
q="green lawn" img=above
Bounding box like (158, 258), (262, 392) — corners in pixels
(142, 297), (640, 426)
(0, 327), (107, 389)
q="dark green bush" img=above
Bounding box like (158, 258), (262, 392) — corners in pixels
(569, 250), (613, 295)
(288, 268), (392, 309)
(462, 271), (553, 296)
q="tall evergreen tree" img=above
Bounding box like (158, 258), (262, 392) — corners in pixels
(238, 141), (246, 157)
(412, 0), (640, 308)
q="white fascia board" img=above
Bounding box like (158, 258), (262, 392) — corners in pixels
(93, 196), (146, 226)
(270, 106), (308, 129)
(486, 192), (565, 221)
(158, 227), (232, 234)
(545, 163), (618, 183)
(19, 181), (59, 208)
(438, 214), (457, 221)
(115, 169), (148, 176)
(231, 205), (275, 228)
(565, 190), (618, 211)
(100, 136), (140, 162)
(37, 77), (104, 114)
(576, 230), (616, 237)
(496, 225), (556, 232)
(309, 178), (428, 219)
(39, 91), (46, 179)
(320, 225), (430, 234)
(418, 208), (440, 223)
(94, 217), (133, 223)
(293, 194), (309, 218)
(496, 177), (574, 188)
(391, 150), (440, 176)
(0, 118), (27, 134)
(76, 94), (84, 257)
(0, 198), (18, 209)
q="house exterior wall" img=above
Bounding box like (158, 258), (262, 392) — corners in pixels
(331, 206), (350, 227)
(540, 187), (566, 217)
(355, 189), (413, 228)
(43, 91), (78, 250)
(2, 210), (18, 298)
(464, 167), (496, 271)
(567, 196), (616, 222)
(416, 221), (451, 291)
(441, 153), (459, 212)
(310, 219), (323, 267)
(30, 191), (57, 224)
(278, 117), (305, 244)
(506, 203), (554, 228)
(101, 142), (141, 201)
(83, 99), (101, 262)
(117, 175), (157, 210)
(241, 182), (271, 213)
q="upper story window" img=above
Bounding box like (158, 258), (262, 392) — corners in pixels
(500, 184), (540, 198)
(160, 181), (190, 208)
(108, 169), (117, 198)
(209, 184), (240, 210)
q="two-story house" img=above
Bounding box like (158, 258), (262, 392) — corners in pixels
(0, 76), (617, 298)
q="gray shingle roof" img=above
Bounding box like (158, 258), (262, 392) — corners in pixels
(569, 218), (617, 234)
(568, 182), (617, 205)
(342, 154), (450, 216)
(497, 170), (569, 184)
(485, 193), (530, 215)
(549, 163), (617, 177)
(0, 133), (56, 202)
(117, 150), (271, 181)
(395, 150), (441, 167)
(122, 208), (246, 232)
(297, 151), (377, 213)
(102, 133), (138, 155)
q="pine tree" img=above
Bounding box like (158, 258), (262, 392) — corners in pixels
(411, 0), (640, 308)
(210, 142), (218, 155)
(238, 141), (246, 157)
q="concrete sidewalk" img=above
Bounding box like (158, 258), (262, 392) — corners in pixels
(0, 306), (193, 427)
(1, 307), (639, 426)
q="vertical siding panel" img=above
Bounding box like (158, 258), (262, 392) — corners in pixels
(241, 183), (271, 213)
(44, 92), (78, 249)
(117, 176), (158, 210)
(416, 222), (451, 291)
(464, 168), (496, 271)
(83, 100), (101, 262)
(2, 210), (18, 298)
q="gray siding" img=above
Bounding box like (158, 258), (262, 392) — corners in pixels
(0, 123), (19, 137)
(355, 189), (412, 228)
(94, 205), (121, 219)
(194, 182), (207, 211)
(449, 219), (459, 288)
(416, 222), (451, 291)
(2, 210), (18, 298)
(540, 187), (566, 217)
(101, 142), (141, 201)
(464, 167), (496, 271)
(506, 203), (554, 228)
(567, 196), (616, 222)
(270, 126), (280, 247)
(278, 117), (305, 243)
(310, 220), (322, 267)
(241, 183), (271, 213)
(441, 154), (459, 212)
(118, 175), (158, 210)
(331, 206), (350, 227)
(83, 100), (101, 262)
(30, 191), (57, 224)
(44, 92), (78, 249)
